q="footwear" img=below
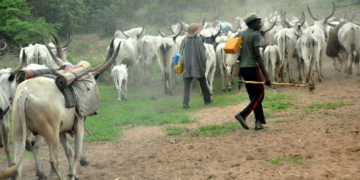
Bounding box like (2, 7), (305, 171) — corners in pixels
(255, 121), (264, 131)
(234, 113), (249, 130)
(183, 103), (190, 109)
(204, 96), (213, 105)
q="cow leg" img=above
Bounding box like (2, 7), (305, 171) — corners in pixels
(68, 117), (85, 180)
(123, 80), (128, 100)
(0, 124), (3, 148)
(29, 135), (49, 179)
(300, 59), (306, 85)
(297, 60), (302, 81)
(208, 66), (216, 94)
(59, 132), (74, 172)
(46, 131), (65, 180)
(2, 119), (12, 167)
(271, 62), (277, 89)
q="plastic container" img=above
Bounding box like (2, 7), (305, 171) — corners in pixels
(174, 52), (180, 65)
(224, 37), (242, 54)
(221, 24), (228, 32)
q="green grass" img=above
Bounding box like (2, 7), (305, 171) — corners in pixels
(307, 101), (348, 110)
(165, 126), (187, 136)
(269, 155), (308, 165)
(190, 122), (243, 137)
(0, 151), (42, 163)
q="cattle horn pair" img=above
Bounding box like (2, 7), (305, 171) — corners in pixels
(307, 2), (335, 23)
(40, 32), (67, 62)
(284, 12), (305, 28)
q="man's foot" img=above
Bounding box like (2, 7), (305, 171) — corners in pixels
(183, 103), (190, 109)
(235, 113), (249, 130)
(204, 96), (213, 105)
(255, 121), (264, 131)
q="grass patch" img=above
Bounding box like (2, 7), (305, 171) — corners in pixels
(165, 126), (187, 136)
(307, 101), (348, 110)
(0, 151), (43, 163)
(190, 122), (243, 137)
(269, 155), (308, 165)
(263, 90), (293, 111)
(272, 119), (296, 123)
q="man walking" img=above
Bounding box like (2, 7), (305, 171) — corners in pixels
(234, 13), (271, 130)
(181, 23), (213, 109)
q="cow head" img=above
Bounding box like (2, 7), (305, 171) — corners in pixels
(199, 27), (222, 46)
(158, 23), (183, 43)
(0, 67), (18, 102)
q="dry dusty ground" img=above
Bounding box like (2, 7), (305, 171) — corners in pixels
(1, 56), (360, 180)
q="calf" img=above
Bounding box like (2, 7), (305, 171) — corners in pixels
(111, 64), (129, 102)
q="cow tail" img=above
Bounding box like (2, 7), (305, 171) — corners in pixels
(0, 93), (28, 179)
(277, 33), (286, 77)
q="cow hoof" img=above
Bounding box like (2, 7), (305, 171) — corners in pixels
(318, 78), (322, 82)
(272, 86), (277, 89)
(0, 143), (3, 148)
(80, 159), (90, 166)
(222, 89), (226, 92)
(37, 173), (48, 179)
(125, 98), (128, 101)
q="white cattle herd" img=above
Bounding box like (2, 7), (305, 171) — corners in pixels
(1, 2), (360, 179)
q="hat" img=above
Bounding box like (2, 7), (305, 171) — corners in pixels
(186, 23), (203, 38)
(244, 13), (262, 23)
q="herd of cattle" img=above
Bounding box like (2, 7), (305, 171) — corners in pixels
(1, 2), (360, 179)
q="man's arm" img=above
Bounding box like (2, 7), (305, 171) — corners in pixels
(254, 46), (271, 86)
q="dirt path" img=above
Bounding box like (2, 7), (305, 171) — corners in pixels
(1, 57), (360, 180)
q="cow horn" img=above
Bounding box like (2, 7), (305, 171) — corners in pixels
(0, 42), (7, 51)
(89, 39), (115, 73)
(92, 40), (121, 78)
(297, 12), (304, 24)
(306, 4), (320, 21)
(202, 18), (206, 26)
(62, 32), (72, 48)
(167, 26), (176, 35)
(19, 43), (22, 49)
(10, 49), (27, 75)
(158, 29), (166, 37)
(300, 12), (306, 26)
(214, 26), (222, 38)
(351, 12), (357, 21)
(284, 12), (292, 28)
(263, 18), (277, 34)
(173, 24), (182, 42)
(137, 26), (145, 39)
(324, 2), (336, 24)
(348, 19), (360, 26)
(120, 30), (130, 38)
(44, 41), (67, 67)
(49, 33), (66, 62)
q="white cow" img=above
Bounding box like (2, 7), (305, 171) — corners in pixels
(336, 22), (360, 75)
(296, 31), (323, 91)
(0, 40), (121, 180)
(276, 28), (299, 84)
(0, 89), (11, 168)
(139, 35), (162, 82)
(306, 2), (336, 38)
(111, 64), (128, 102)
(204, 43), (217, 94)
(263, 45), (281, 88)
(156, 37), (176, 95)
(114, 27), (147, 39)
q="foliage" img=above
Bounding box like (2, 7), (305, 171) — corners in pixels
(269, 155), (308, 165)
(308, 101), (348, 110)
(0, 0), (59, 45)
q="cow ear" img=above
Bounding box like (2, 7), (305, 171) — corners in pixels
(8, 74), (14, 81)
(0, 108), (3, 118)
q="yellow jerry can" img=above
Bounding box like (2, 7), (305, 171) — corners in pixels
(224, 37), (242, 54)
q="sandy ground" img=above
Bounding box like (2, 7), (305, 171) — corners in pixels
(1, 56), (360, 180)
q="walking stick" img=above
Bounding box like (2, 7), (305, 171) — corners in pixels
(238, 80), (308, 87)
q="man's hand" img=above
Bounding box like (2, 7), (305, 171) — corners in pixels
(264, 75), (271, 86)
